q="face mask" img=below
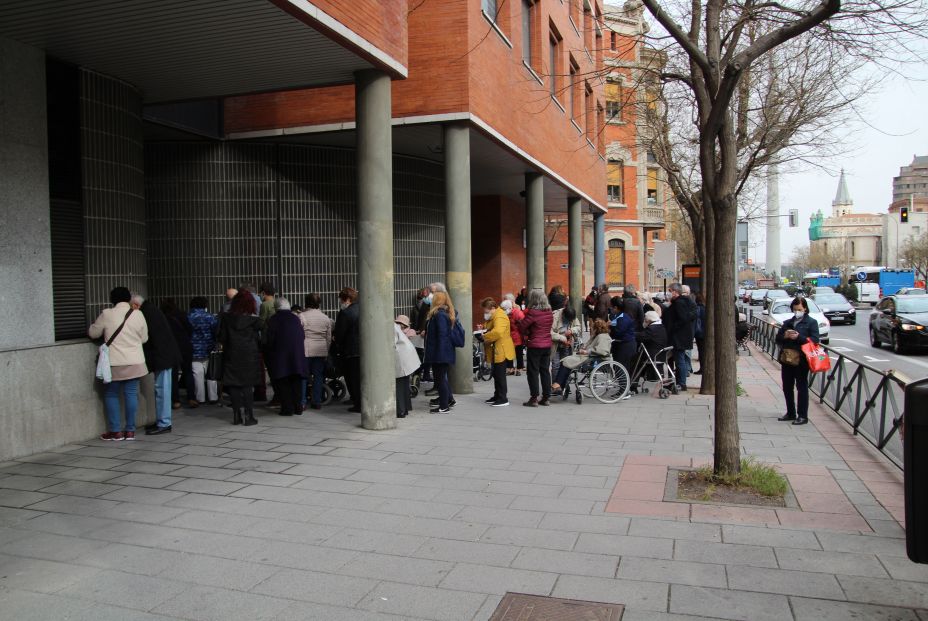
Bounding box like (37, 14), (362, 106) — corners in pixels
(484, 311), (492, 320)
(504, 307), (512, 315)
(340, 302), (349, 310)
(793, 310), (804, 319)
(425, 293), (433, 305)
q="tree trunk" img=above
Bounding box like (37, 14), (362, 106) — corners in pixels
(700, 212), (715, 395)
(712, 196), (740, 475)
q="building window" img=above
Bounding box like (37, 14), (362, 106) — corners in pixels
(482, 0), (498, 18)
(548, 25), (563, 103)
(850, 241), (856, 257)
(522, 0), (534, 67)
(596, 102), (604, 154)
(607, 239), (626, 287)
(583, 3), (593, 51)
(610, 31), (617, 51)
(569, 58), (579, 120)
(647, 169), (658, 205)
(652, 231), (660, 240)
(585, 83), (593, 142)
(647, 149), (658, 164)
(608, 185), (623, 203)
(607, 159), (623, 203)
(569, 0), (580, 27)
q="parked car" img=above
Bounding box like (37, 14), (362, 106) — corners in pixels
(812, 286), (835, 295)
(870, 295), (928, 354)
(896, 287), (927, 296)
(811, 293), (856, 325)
(765, 298), (830, 344)
(749, 289), (769, 306)
(763, 289), (790, 310)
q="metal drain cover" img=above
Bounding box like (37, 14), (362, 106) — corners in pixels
(488, 592), (624, 620)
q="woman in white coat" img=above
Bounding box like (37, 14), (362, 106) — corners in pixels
(394, 315), (422, 418)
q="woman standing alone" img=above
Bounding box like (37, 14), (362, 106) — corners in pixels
(775, 297), (819, 426)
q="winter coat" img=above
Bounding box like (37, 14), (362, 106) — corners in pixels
(414, 300), (430, 334)
(334, 302), (361, 358)
(188, 309), (218, 360)
(518, 309), (554, 349)
(609, 312), (637, 344)
(482, 307), (515, 364)
(394, 323), (422, 378)
(595, 292), (613, 321)
(264, 311), (307, 380)
(665, 294), (697, 351)
(775, 313), (820, 354)
(695, 303), (706, 341)
(509, 306), (525, 347)
(550, 308), (581, 355)
(638, 321), (668, 358)
(424, 308), (456, 364)
(559, 333), (613, 370)
(218, 313), (262, 386)
(139, 301), (182, 372)
(166, 309), (194, 361)
(88, 302), (149, 367)
(300, 309), (332, 358)
(622, 293), (644, 328)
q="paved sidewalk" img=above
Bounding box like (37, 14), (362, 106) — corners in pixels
(0, 345), (924, 621)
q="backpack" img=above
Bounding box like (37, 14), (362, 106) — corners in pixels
(450, 317), (465, 348)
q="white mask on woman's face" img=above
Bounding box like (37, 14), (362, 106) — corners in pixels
(340, 302), (349, 310)
(484, 311), (492, 320)
(426, 293), (434, 304)
(793, 310), (804, 320)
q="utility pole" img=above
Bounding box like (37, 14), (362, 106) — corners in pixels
(766, 164), (781, 281)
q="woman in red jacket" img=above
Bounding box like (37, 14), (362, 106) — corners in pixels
(518, 289), (554, 407)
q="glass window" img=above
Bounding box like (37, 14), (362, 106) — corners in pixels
(549, 35), (557, 97)
(482, 0), (497, 18)
(897, 297), (928, 312)
(610, 31), (617, 51)
(607, 239), (626, 286)
(522, 0), (533, 66)
(608, 185), (622, 202)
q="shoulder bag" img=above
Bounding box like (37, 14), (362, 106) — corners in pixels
(96, 309), (133, 383)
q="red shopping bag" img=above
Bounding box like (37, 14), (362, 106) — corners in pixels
(801, 341), (831, 373)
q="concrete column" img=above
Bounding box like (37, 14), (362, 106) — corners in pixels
(0, 37), (53, 348)
(444, 123), (473, 395)
(525, 173), (545, 290)
(355, 69), (396, 430)
(567, 197), (583, 319)
(593, 213), (606, 286)
(765, 164), (781, 280)
(640, 228), (648, 290)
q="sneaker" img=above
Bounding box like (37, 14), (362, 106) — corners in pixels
(430, 406), (451, 414)
(484, 396), (499, 404)
(429, 398), (456, 408)
(123, 431), (136, 441)
(523, 397), (538, 407)
(100, 431), (124, 441)
(490, 399), (510, 407)
(145, 425), (172, 435)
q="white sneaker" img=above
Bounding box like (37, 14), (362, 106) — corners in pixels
(490, 399), (510, 407)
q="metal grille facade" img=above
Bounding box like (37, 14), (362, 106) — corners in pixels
(146, 142), (445, 317)
(81, 69), (146, 322)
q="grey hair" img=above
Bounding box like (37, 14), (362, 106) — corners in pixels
(668, 283), (682, 294)
(429, 282), (447, 293)
(275, 297), (291, 311)
(130, 293), (145, 306)
(526, 288), (551, 311)
(503, 293), (516, 301)
(681, 285), (691, 295)
(625, 283), (637, 295)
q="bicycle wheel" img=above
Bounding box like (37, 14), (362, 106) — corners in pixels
(590, 361), (630, 404)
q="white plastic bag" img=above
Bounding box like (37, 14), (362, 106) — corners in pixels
(96, 344), (113, 383)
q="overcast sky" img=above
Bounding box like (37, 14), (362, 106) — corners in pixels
(751, 61), (928, 267)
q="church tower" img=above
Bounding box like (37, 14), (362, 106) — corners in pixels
(832, 169), (853, 217)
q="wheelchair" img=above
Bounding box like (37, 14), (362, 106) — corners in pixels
(628, 344), (678, 399)
(559, 355), (630, 404)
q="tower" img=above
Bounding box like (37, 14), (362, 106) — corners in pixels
(766, 165), (781, 280)
(832, 169), (853, 217)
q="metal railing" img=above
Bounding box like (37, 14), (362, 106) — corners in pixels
(749, 313), (906, 469)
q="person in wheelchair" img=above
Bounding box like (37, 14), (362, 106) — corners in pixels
(630, 311), (668, 385)
(551, 319), (613, 396)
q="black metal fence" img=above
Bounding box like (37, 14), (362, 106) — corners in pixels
(749, 313), (906, 469)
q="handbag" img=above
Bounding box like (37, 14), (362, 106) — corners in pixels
(801, 341), (831, 373)
(778, 347), (802, 367)
(96, 309), (133, 383)
(206, 347), (224, 382)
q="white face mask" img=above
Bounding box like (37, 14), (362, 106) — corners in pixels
(427, 293), (434, 304)
(340, 302), (350, 310)
(793, 310), (804, 319)
(484, 311), (492, 320)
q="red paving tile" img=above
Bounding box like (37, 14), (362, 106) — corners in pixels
(786, 474), (843, 494)
(605, 498), (690, 518)
(773, 464), (830, 476)
(619, 464), (669, 483)
(776, 510), (871, 533)
(612, 480), (666, 501)
(857, 470), (904, 484)
(690, 504), (779, 526)
(793, 491), (857, 515)
(624, 455), (693, 467)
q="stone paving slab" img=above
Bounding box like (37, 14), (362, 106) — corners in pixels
(0, 341), (923, 620)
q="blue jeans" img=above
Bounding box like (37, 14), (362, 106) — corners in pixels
(306, 356), (326, 406)
(104, 379), (139, 432)
(674, 349), (689, 388)
(153, 369), (172, 428)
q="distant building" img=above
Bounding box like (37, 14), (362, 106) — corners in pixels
(809, 171), (883, 268)
(892, 154), (928, 204)
(884, 155), (928, 267)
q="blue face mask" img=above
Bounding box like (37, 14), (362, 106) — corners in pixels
(422, 295), (431, 306)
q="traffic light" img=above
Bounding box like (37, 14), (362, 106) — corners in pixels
(902, 206), (909, 223)
(789, 209), (798, 227)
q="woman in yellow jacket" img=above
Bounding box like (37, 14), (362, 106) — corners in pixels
(481, 297), (515, 407)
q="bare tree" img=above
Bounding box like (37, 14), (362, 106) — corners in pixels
(633, 0), (928, 475)
(900, 235), (928, 285)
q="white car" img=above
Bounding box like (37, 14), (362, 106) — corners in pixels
(764, 298), (830, 344)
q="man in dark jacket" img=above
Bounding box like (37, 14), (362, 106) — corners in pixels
(622, 283), (644, 328)
(334, 287), (361, 413)
(132, 294), (182, 434)
(594, 284), (613, 321)
(665, 283), (697, 391)
(264, 298), (308, 416)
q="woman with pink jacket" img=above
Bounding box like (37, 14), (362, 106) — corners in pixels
(517, 289), (554, 407)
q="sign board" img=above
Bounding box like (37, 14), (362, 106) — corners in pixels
(652, 240), (677, 275)
(682, 264), (701, 294)
(857, 271), (867, 282)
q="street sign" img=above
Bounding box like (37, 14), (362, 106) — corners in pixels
(857, 271), (867, 282)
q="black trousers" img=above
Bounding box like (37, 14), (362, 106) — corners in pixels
(432, 362), (452, 409)
(396, 376), (412, 416)
(781, 362), (810, 419)
(526, 347), (552, 398)
(492, 361), (508, 401)
(227, 385), (254, 416)
(695, 338), (705, 371)
(276, 374), (303, 415)
(515, 345), (525, 369)
(343, 356), (361, 407)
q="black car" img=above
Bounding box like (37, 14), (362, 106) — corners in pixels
(812, 293), (856, 325)
(869, 295), (928, 354)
